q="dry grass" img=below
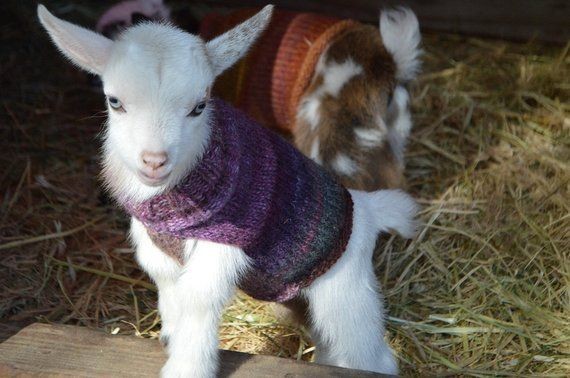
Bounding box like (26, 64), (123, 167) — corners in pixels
(1, 1), (568, 376)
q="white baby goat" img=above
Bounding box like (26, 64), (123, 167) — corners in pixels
(38, 4), (417, 377)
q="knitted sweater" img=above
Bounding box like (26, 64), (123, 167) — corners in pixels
(120, 99), (353, 302)
(200, 9), (358, 134)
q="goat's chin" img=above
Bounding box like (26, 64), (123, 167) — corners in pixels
(101, 155), (174, 203)
(136, 171), (172, 187)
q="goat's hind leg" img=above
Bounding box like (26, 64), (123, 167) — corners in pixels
(303, 253), (397, 374)
(302, 201), (398, 374)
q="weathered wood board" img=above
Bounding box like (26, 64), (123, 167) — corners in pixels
(199, 0), (570, 43)
(0, 323), (393, 377)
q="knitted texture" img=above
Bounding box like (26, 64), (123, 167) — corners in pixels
(120, 99), (354, 302)
(200, 9), (359, 134)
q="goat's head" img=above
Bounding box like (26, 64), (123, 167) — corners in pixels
(38, 4), (273, 201)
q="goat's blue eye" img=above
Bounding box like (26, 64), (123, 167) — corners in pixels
(107, 96), (125, 112)
(188, 102), (206, 117)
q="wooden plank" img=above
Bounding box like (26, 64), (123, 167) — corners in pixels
(0, 323), (392, 377)
(198, 0), (570, 43)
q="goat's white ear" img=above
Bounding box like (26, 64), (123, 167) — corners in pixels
(205, 5), (273, 77)
(38, 4), (113, 75)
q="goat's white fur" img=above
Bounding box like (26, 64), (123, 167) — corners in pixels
(297, 94), (321, 131)
(380, 7), (422, 82)
(38, 5), (113, 75)
(317, 57), (363, 97)
(38, 4), (418, 376)
(354, 115), (388, 148)
(332, 153), (359, 176)
(310, 137), (322, 164)
(298, 57), (363, 131)
(387, 85), (413, 164)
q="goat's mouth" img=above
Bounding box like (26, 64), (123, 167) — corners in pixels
(137, 170), (171, 187)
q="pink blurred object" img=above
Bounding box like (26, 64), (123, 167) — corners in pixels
(96, 0), (171, 38)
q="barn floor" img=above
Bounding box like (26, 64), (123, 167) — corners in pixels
(1, 1), (568, 376)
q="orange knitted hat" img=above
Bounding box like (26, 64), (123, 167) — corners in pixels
(200, 9), (358, 134)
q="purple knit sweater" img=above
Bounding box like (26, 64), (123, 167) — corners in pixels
(120, 99), (353, 302)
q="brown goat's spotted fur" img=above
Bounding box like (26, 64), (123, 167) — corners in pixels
(294, 25), (405, 190)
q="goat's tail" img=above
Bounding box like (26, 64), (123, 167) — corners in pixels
(358, 189), (419, 239)
(379, 7), (422, 82)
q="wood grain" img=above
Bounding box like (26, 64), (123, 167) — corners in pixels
(0, 323), (393, 377)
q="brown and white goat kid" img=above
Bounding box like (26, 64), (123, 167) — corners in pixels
(38, 5), (417, 377)
(295, 8), (421, 190)
(200, 7), (420, 190)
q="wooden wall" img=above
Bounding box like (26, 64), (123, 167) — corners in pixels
(200, 0), (570, 43)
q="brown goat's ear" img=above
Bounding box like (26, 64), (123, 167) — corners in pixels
(38, 4), (113, 75)
(205, 5), (273, 77)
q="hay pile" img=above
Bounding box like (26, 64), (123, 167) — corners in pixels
(384, 36), (569, 376)
(1, 1), (568, 376)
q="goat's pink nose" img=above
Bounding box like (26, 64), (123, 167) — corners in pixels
(141, 151), (168, 170)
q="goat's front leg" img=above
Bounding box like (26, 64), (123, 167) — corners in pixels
(130, 218), (182, 349)
(161, 241), (250, 378)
